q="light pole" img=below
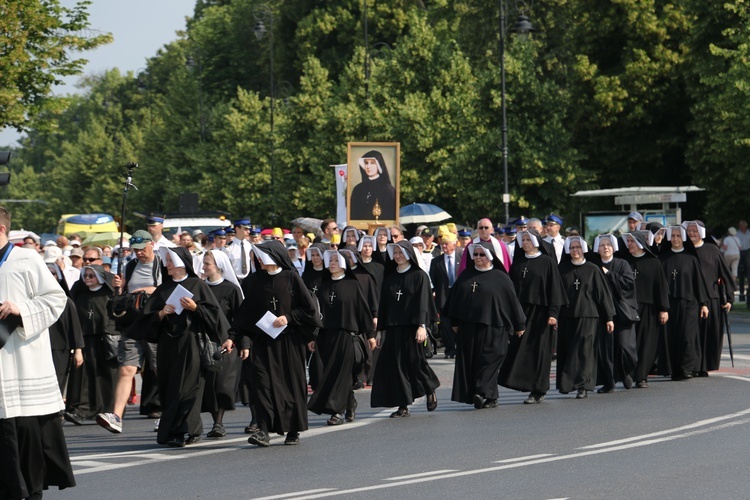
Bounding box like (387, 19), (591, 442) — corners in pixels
(500, 1), (535, 224)
(254, 4), (276, 223)
(185, 55), (205, 141)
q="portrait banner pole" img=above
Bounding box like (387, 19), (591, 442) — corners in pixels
(331, 164), (348, 228)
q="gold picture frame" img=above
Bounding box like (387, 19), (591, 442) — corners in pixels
(346, 142), (400, 231)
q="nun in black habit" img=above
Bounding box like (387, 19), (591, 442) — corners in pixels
(591, 234), (639, 393)
(498, 229), (567, 404)
(228, 240), (321, 447)
(684, 220), (734, 374)
(66, 265), (117, 421)
(556, 237), (616, 399)
(349, 150), (397, 220)
(307, 250), (374, 425)
(623, 231), (670, 388)
(659, 226), (709, 380)
(448, 242), (526, 409)
(201, 249), (245, 439)
(302, 243), (326, 392)
(370, 240), (440, 417)
(129, 246), (229, 447)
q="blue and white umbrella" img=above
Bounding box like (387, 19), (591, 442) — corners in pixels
(399, 203), (452, 225)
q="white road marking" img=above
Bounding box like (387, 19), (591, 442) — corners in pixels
(252, 489), (338, 500)
(578, 407), (750, 449)
(384, 470), (458, 481)
(719, 375), (750, 383)
(494, 453), (555, 463)
(280, 415), (750, 499)
(71, 408), (394, 474)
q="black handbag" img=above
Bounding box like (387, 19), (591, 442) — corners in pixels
(198, 331), (222, 372)
(108, 291), (150, 330)
(102, 332), (120, 360)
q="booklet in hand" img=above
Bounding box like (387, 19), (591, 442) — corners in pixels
(0, 308), (22, 349)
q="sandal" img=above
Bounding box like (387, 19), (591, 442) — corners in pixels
(244, 420), (259, 434)
(326, 414), (344, 426)
(426, 392), (438, 412)
(389, 407), (410, 418)
(345, 398), (358, 423)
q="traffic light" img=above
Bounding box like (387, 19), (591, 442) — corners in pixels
(0, 151), (11, 186)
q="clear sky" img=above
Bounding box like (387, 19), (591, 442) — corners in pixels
(0, 0), (196, 147)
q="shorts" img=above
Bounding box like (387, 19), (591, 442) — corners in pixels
(118, 337), (144, 368)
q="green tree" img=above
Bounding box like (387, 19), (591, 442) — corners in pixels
(0, 0), (112, 130)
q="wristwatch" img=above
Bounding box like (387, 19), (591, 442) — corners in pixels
(419, 324), (426, 329)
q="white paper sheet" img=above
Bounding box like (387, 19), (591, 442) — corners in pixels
(256, 311), (287, 339)
(166, 284), (194, 315)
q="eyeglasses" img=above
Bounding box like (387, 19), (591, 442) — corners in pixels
(473, 253), (486, 257)
(83, 273), (97, 279)
(82, 257), (99, 263)
(478, 226), (491, 230)
(130, 236), (148, 244)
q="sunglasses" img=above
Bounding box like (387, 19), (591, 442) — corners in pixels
(130, 236), (149, 244)
(82, 257), (99, 263)
(473, 253), (486, 257)
(478, 226), (491, 230)
(83, 273), (97, 279)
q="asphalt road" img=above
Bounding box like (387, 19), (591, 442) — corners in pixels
(54, 313), (750, 499)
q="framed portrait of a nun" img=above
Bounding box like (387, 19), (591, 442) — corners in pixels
(347, 142), (400, 230)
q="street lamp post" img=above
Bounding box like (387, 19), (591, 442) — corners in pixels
(254, 4), (276, 223)
(500, 1), (535, 225)
(185, 55), (205, 141)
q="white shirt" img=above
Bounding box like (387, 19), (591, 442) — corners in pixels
(227, 238), (254, 279)
(544, 234), (565, 263)
(737, 229), (750, 251)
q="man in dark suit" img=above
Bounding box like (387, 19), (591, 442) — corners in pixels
(429, 232), (463, 358)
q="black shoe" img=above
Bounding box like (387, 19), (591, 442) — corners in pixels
(148, 411), (162, 419)
(697, 371), (709, 377)
(472, 394), (483, 410)
(247, 430), (271, 447)
(597, 386), (614, 394)
(426, 392), (438, 412)
(389, 407), (410, 418)
(353, 380), (365, 390)
(244, 420), (258, 434)
(207, 424), (226, 438)
(64, 411), (84, 426)
(284, 432), (300, 445)
(576, 389), (588, 399)
(623, 375), (633, 390)
(167, 436), (186, 447)
(345, 398), (358, 422)
(186, 434), (201, 445)
(482, 399), (498, 408)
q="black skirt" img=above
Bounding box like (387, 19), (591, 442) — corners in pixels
(0, 413), (76, 499)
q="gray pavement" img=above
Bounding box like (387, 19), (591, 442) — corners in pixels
(53, 317), (750, 499)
